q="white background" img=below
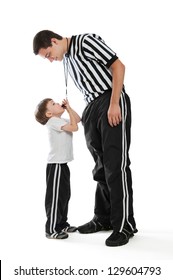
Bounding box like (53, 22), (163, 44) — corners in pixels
(0, 0), (173, 279)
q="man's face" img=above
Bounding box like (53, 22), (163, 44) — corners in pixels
(39, 38), (64, 62)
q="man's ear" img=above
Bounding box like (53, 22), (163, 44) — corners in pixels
(51, 38), (58, 44)
(45, 111), (52, 118)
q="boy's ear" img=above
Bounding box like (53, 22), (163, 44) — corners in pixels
(45, 111), (52, 118)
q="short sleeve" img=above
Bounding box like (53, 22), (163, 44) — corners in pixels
(82, 34), (118, 68)
(46, 117), (68, 131)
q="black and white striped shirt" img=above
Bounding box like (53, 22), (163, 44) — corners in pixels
(64, 33), (120, 103)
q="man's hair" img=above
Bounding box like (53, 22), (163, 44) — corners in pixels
(35, 98), (52, 125)
(33, 30), (63, 55)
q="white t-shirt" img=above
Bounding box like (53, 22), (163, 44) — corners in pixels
(46, 116), (73, 163)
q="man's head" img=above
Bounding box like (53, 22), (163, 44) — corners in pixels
(33, 30), (66, 62)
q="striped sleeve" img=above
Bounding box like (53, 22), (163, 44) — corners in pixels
(82, 34), (118, 68)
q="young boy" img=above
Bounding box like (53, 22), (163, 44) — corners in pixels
(35, 98), (80, 239)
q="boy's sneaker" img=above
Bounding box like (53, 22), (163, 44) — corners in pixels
(63, 226), (77, 232)
(46, 231), (68, 239)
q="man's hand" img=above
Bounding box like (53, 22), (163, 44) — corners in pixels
(107, 103), (122, 127)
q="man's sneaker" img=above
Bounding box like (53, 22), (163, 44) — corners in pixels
(105, 227), (138, 247)
(63, 226), (77, 233)
(46, 231), (68, 239)
(78, 217), (112, 234)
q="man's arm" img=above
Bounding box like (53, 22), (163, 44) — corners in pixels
(108, 59), (125, 127)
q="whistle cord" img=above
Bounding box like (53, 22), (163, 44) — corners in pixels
(63, 37), (69, 99)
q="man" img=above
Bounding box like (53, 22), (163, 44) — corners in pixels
(33, 30), (137, 246)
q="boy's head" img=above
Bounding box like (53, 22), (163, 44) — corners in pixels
(35, 98), (65, 125)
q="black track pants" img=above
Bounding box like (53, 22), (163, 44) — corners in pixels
(82, 91), (136, 232)
(45, 163), (70, 234)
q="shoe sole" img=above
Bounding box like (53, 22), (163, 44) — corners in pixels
(78, 228), (112, 234)
(46, 234), (68, 240)
(78, 225), (113, 234)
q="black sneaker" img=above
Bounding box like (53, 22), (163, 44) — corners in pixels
(46, 231), (68, 239)
(78, 217), (112, 234)
(63, 226), (77, 233)
(105, 227), (138, 247)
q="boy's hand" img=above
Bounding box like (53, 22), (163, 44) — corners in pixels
(61, 99), (70, 109)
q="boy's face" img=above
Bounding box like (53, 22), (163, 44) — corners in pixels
(39, 38), (64, 62)
(46, 100), (64, 117)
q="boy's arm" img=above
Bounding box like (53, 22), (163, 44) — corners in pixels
(62, 99), (81, 123)
(61, 104), (79, 132)
(68, 108), (81, 123)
